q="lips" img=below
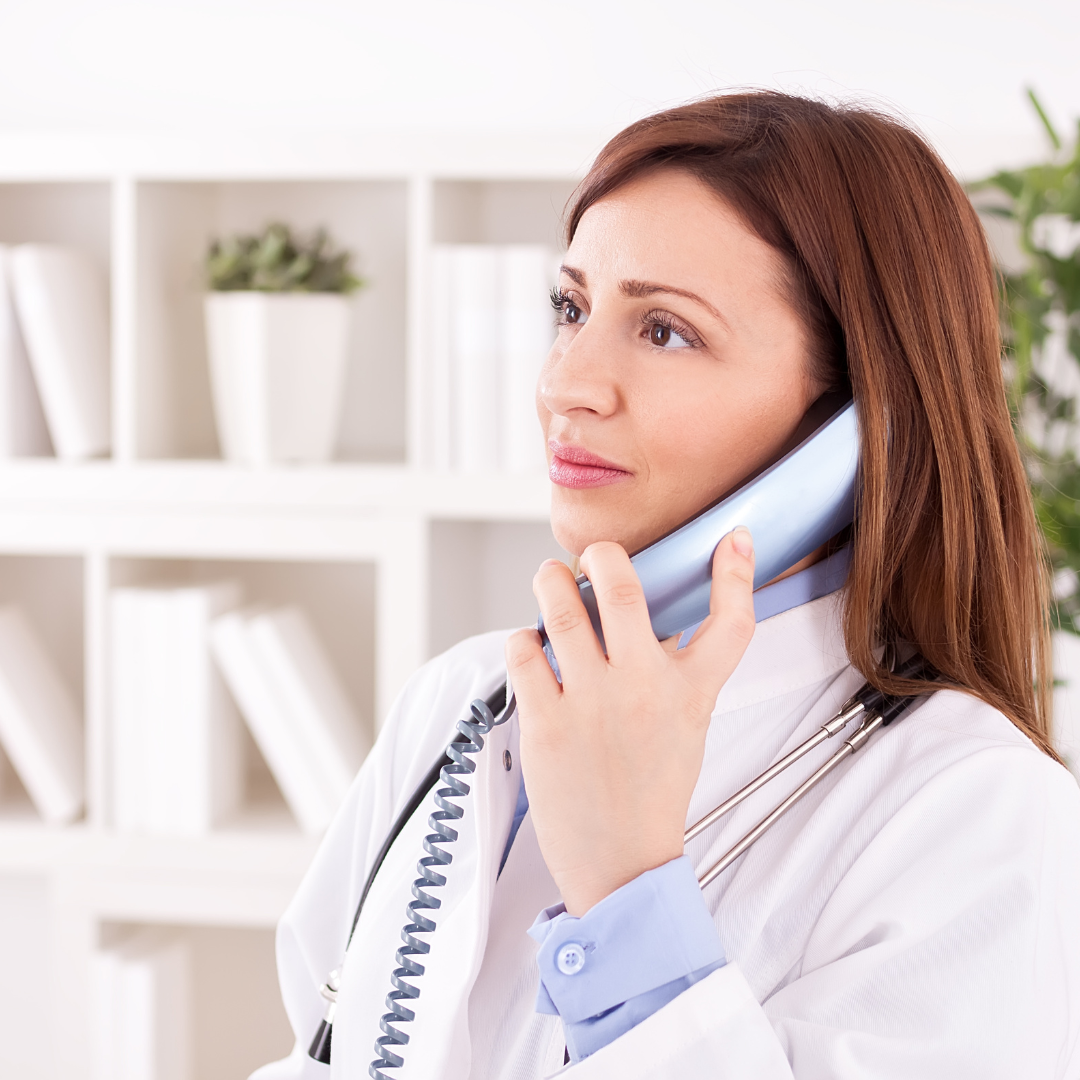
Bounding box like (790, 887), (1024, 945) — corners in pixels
(548, 441), (631, 489)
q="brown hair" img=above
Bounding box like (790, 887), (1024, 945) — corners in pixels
(567, 91), (1057, 758)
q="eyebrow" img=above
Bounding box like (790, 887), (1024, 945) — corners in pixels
(560, 264), (587, 287)
(559, 264), (729, 327)
(620, 279), (728, 325)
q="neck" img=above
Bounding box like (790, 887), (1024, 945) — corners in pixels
(762, 538), (831, 589)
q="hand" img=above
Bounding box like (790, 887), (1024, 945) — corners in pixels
(505, 528), (756, 916)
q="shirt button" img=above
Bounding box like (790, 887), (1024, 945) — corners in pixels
(556, 942), (586, 976)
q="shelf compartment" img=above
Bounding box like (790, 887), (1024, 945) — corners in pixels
(134, 179), (408, 463)
(432, 179), (577, 247)
(95, 920), (292, 1080)
(107, 556), (375, 834)
(0, 181), (112, 274)
(0, 183), (114, 466)
(0, 553), (85, 705)
(0, 554), (85, 824)
(0, 872), (54, 1080)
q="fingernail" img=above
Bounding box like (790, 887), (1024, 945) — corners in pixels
(539, 558), (563, 569)
(731, 526), (754, 558)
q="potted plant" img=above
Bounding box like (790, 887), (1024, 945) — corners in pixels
(973, 91), (1080, 633)
(203, 223), (364, 465)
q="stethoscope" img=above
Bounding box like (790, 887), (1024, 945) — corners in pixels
(309, 652), (935, 1074)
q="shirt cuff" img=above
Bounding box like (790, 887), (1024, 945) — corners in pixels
(527, 855), (725, 1027)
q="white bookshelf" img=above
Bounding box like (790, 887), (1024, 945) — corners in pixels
(0, 132), (585, 1080)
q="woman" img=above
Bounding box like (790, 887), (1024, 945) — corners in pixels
(256, 92), (1080, 1079)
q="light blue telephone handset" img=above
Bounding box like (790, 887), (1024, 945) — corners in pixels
(314, 391), (865, 1075)
(541, 391), (859, 660)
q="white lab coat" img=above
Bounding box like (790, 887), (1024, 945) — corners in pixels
(253, 593), (1080, 1080)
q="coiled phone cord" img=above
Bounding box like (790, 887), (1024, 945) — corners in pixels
(364, 687), (516, 1079)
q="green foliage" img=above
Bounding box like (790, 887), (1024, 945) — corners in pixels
(972, 91), (1080, 632)
(205, 222), (364, 294)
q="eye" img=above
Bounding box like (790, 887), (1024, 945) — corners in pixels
(551, 287), (588, 327)
(564, 300), (587, 325)
(645, 318), (696, 349)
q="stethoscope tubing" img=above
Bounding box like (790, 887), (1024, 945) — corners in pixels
(688, 653), (934, 886)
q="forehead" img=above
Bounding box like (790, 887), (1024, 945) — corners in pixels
(567, 169), (787, 294)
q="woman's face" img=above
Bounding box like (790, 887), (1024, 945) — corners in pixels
(540, 168), (826, 557)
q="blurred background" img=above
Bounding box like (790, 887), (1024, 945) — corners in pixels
(0, 2), (1078, 1078)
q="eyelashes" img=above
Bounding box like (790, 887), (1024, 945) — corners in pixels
(550, 286), (581, 323)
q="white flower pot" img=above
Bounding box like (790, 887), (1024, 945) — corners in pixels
(204, 292), (351, 465)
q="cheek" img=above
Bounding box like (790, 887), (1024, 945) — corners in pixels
(634, 366), (803, 501)
(631, 376), (740, 480)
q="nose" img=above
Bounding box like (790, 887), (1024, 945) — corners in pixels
(538, 322), (620, 422)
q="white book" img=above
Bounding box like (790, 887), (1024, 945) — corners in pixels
(92, 928), (190, 1080)
(500, 245), (555, 473)
(0, 606), (83, 824)
(211, 608), (337, 833)
(450, 245), (501, 472)
(0, 247), (52, 457)
(9, 244), (110, 459)
(110, 589), (149, 832)
(243, 606), (370, 806)
(428, 245), (455, 470)
(110, 584), (243, 835)
(157, 584), (243, 833)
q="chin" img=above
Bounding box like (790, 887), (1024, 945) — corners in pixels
(550, 521), (588, 559)
(550, 508), (631, 559)
(550, 479), (668, 556)
(550, 510), (595, 558)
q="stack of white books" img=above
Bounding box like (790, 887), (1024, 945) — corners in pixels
(0, 605), (84, 824)
(110, 583), (244, 834)
(428, 244), (556, 473)
(2, 243), (110, 459)
(210, 605), (371, 834)
(92, 928), (190, 1080)
(110, 587), (369, 836)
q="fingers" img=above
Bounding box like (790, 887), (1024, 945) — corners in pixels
(577, 541), (658, 668)
(532, 558), (606, 686)
(505, 626), (562, 714)
(678, 527), (757, 691)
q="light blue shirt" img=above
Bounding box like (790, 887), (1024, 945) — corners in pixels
(527, 856), (724, 1061)
(503, 544), (851, 1062)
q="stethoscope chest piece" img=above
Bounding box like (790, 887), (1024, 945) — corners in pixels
(308, 970), (338, 1063)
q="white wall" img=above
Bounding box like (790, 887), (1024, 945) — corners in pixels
(0, 0), (1078, 179)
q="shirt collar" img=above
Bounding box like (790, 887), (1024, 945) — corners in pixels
(752, 543), (851, 622)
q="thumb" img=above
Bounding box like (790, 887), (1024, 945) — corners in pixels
(677, 527), (756, 690)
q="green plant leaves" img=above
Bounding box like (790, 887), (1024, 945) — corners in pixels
(205, 222), (364, 294)
(973, 91), (1080, 633)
